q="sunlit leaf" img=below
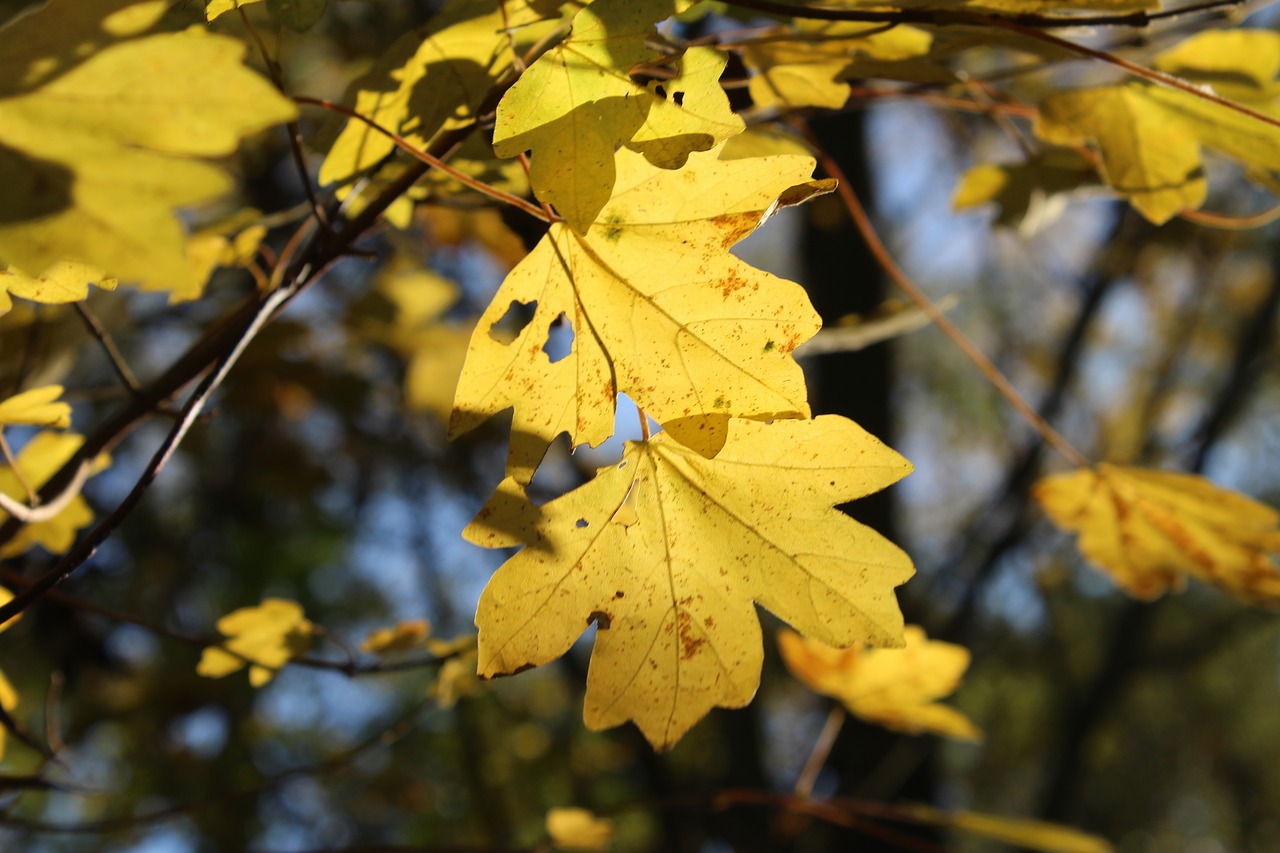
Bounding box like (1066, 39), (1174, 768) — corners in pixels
(196, 598), (314, 686)
(547, 807), (615, 852)
(0, 386), (70, 429)
(466, 416), (913, 749)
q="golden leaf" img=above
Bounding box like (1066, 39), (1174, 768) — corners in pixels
(779, 624), (982, 742)
(0, 433), (111, 559)
(1034, 464), (1280, 603)
(546, 807), (615, 852)
(196, 598), (314, 686)
(466, 416), (914, 749)
(450, 147), (829, 482)
(360, 619), (431, 655)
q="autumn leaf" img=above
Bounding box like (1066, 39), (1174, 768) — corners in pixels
(740, 21), (935, 111)
(196, 598), (314, 687)
(0, 0), (296, 296)
(1034, 464), (1280, 604)
(953, 147), (1100, 235)
(493, 0), (744, 232)
(319, 0), (560, 195)
(779, 625), (981, 742)
(1035, 30), (1280, 224)
(466, 416), (914, 749)
(0, 262), (118, 315)
(0, 386), (71, 429)
(206, 0), (264, 20)
(0, 433), (110, 560)
(546, 807), (615, 852)
(360, 619), (431, 655)
(892, 803), (1113, 853)
(450, 147), (830, 482)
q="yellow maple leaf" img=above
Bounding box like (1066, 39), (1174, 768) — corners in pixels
(465, 416), (914, 749)
(196, 598), (314, 687)
(0, 386), (71, 429)
(1035, 30), (1280, 224)
(0, 0), (296, 296)
(450, 147), (829, 482)
(778, 625), (982, 742)
(741, 21), (934, 111)
(493, 0), (744, 232)
(360, 619), (431, 655)
(1034, 464), (1280, 604)
(0, 433), (111, 559)
(546, 807), (615, 852)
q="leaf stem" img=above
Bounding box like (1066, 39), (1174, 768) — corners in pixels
(637, 407), (652, 441)
(792, 120), (1091, 469)
(293, 96), (551, 223)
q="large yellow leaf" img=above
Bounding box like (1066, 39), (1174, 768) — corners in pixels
(0, 433), (110, 559)
(493, 0), (744, 232)
(0, 0), (296, 296)
(465, 416), (914, 749)
(196, 598), (314, 687)
(1035, 30), (1280, 224)
(779, 624), (982, 742)
(1034, 464), (1280, 604)
(450, 147), (828, 482)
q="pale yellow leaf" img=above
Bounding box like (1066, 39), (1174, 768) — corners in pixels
(1034, 464), (1280, 603)
(0, 386), (70, 429)
(450, 147), (827, 482)
(206, 0), (264, 21)
(0, 0), (296, 295)
(547, 807), (615, 852)
(467, 416), (914, 749)
(779, 624), (981, 742)
(196, 598), (314, 685)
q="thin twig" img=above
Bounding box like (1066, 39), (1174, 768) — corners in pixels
(294, 96), (552, 223)
(794, 706), (846, 798)
(0, 459), (93, 524)
(792, 118), (1091, 468)
(74, 303), (142, 394)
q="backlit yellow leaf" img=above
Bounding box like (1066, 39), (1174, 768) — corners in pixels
(466, 416), (914, 749)
(779, 625), (981, 742)
(0, 433), (110, 559)
(0, 386), (70, 429)
(196, 598), (314, 686)
(450, 147), (829, 482)
(206, 0), (264, 21)
(0, 0), (296, 296)
(1034, 464), (1280, 603)
(493, 0), (743, 232)
(547, 807), (615, 852)
(0, 261), (117, 314)
(953, 148), (1099, 235)
(1035, 30), (1280, 224)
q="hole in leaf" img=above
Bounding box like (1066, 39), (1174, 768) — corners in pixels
(654, 84), (667, 99)
(542, 312), (574, 363)
(672, 90), (684, 107)
(488, 300), (536, 345)
(588, 610), (612, 630)
(575, 518), (589, 528)
(617, 460), (628, 469)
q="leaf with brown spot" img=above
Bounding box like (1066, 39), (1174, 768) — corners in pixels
(1034, 464), (1280, 604)
(465, 415), (914, 749)
(450, 146), (830, 482)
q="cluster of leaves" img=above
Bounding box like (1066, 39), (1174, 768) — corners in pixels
(0, 0), (1279, 848)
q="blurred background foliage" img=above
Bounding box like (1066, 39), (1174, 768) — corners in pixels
(1, 0), (1279, 851)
